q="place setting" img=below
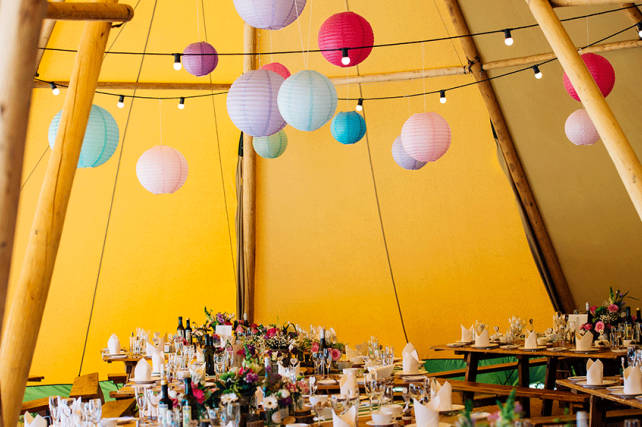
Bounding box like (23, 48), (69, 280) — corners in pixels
(469, 324), (498, 350)
(518, 330), (547, 352)
(576, 359), (618, 389)
(569, 332), (602, 354)
(610, 366), (642, 399)
(393, 343), (427, 377)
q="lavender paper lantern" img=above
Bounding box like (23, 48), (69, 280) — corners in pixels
(401, 112), (451, 162)
(232, 0), (306, 30)
(392, 135), (426, 170)
(259, 62), (291, 79)
(565, 109), (599, 146)
(227, 69), (286, 137)
(277, 70), (337, 132)
(183, 42), (218, 77)
(331, 111), (366, 145)
(253, 130), (288, 158)
(136, 145), (188, 194)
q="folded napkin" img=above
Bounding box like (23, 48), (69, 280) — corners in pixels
(356, 341), (367, 354)
(190, 362), (206, 385)
(576, 332), (593, 351)
(151, 350), (164, 374)
(24, 412), (47, 427)
(402, 352), (419, 374)
(430, 380), (452, 411)
(413, 397), (440, 427)
(327, 327), (337, 341)
(402, 343), (416, 357)
(346, 345), (364, 361)
(364, 360), (374, 369)
(474, 329), (490, 347)
(623, 366), (642, 394)
(460, 325), (473, 342)
(340, 371), (358, 397)
(196, 348), (204, 363)
(586, 359), (603, 386)
(524, 330), (538, 349)
(277, 363), (300, 379)
(108, 334), (121, 354)
(367, 364), (394, 379)
(145, 336), (164, 356)
(332, 405), (356, 427)
(134, 358), (152, 381)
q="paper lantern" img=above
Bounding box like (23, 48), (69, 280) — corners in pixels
(331, 112), (366, 145)
(183, 42), (218, 77)
(136, 146), (188, 194)
(277, 70), (337, 131)
(232, 0), (306, 30)
(253, 130), (288, 158)
(318, 12), (374, 67)
(392, 135), (426, 170)
(259, 62), (291, 80)
(563, 53), (615, 101)
(227, 69), (286, 137)
(48, 105), (119, 168)
(565, 109), (599, 146)
(401, 112), (451, 162)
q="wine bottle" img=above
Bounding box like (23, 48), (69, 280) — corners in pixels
(624, 307), (634, 340)
(318, 328), (326, 352)
(177, 317), (185, 339)
(585, 302), (590, 314)
(204, 335), (215, 376)
(158, 366), (173, 425)
(185, 318), (193, 344)
(263, 356), (272, 397)
(181, 374), (199, 426)
(635, 308), (642, 342)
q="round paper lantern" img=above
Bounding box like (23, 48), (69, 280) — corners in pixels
(392, 135), (426, 170)
(277, 70), (337, 131)
(400, 112), (451, 162)
(183, 42), (218, 77)
(318, 11), (374, 67)
(563, 53), (615, 101)
(253, 130), (288, 158)
(565, 109), (599, 146)
(259, 62), (291, 80)
(136, 146), (188, 194)
(227, 69), (286, 137)
(331, 111), (366, 145)
(48, 105), (119, 168)
(232, 0), (306, 30)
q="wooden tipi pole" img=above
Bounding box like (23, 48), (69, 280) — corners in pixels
(526, 0), (642, 222)
(0, 3), (117, 426)
(35, 0), (64, 74)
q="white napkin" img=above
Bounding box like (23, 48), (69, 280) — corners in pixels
(413, 397), (440, 427)
(151, 350), (164, 374)
(402, 343), (416, 357)
(430, 380), (452, 411)
(24, 413), (47, 427)
(367, 364), (394, 379)
(332, 405), (356, 427)
(474, 329), (490, 347)
(586, 359), (603, 386)
(340, 372), (358, 397)
(356, 341), (368, 355)
(346, 345), (359, 360)
(196, 348), (204, 363)
(328, 327), (337, 340)
(190, 362), (206, 385)
(402, 352), (419, 374)
(460, 325), (473, 342)
(364, 360), (374, 369)
(623, 367), (642, 394)
(134, 358), (152, 381)
(108, 334), (121, 354)
(576, 332), (593, 351)
(524, 330), (538, 349)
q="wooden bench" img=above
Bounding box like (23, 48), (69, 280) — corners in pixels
(523, 408), (642, 427)
(107, 373), (128, 387)
(102, 398), (136, 418)
(427, 358), (549, 379)
(69, 373), (104, 403)
(27, 376), (45, 383)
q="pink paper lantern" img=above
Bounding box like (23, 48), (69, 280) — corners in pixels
(563, 53), (615, 101)
(318, 11), (374, 67)
(259, 62), (291, 80)
(392, 135), (426, 170)
(136, 146), (188, 194)
(183, 42), (218, 77)
(400, 112), (451, 162)
(565, 109), (599, 146)
(232, 0), (306, 30)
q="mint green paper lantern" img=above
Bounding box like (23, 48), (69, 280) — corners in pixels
(48, 105), (119, 168)
(253, 130), (288, 159)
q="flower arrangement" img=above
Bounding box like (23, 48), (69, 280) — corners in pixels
(581, 288), (637, 335)
(457, 389), (522, 427)
(215, 361), (262, 401)
(204, 309), (235, 330)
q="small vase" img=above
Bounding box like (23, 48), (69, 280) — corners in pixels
(265, 408), (280, 426)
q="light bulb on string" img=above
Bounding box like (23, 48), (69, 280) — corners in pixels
(637, 22), (642, 38)
(173, 53), (182, 71)
(504, 29), (513, 46)
(533, 65), (542, 79)
(439, 90), (447, 104)
(50, 82), (60, 96)
(117, 95), (125, 108)
(341, 48), (351, 65)
(178, 97), (185, 110)
(356, 98), (363, 111)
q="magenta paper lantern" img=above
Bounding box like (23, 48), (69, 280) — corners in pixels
(259, 62), (291, 80)
(392, 135), (426, 170)
(232, 0), (306, 30)
(318, 11), (374, 67)
(400, 112), (451, 162)
(565, 109), (599, 146)
(563, 53), (615, 101)
(136, 146), (188, 194)
(227, 69), (286, 137)
(183, 42), (218, 77)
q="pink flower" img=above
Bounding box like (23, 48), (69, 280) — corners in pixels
(235, 325), (245, 333)
(311, 342), (319, 353)
(267, 328), (278, 338)
(608, 304), (619, 313)
(595, 321), (605, 333)
(192, 385), (205, 404)
(590, 306), (597, 315)
(331, 348), (341, 361)
(580, 323), (592, 331)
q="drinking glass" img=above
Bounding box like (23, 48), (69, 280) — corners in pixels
(330, 395), (352, 417)
(224, 403), (241, 427)
(147, 388), (161, 421)
(323, 349), (333, 377)
(312, 401), (329, 426)
(60, 398), (76, 427)
(363, 373), (375, 414)
(401, 387), (411, 414)
(369, 377), (386, 411)
(49, 396), (61, 427)
(135, 386), (149, 425)
(611, 330), (621, 350)
(408, 383), (424, 402)
(625, 420), (641, 427)
(88, 399), (102, 427)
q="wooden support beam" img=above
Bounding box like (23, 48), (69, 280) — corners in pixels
(527, 0), (642, 220)
(621, 3), (642, 26)
(46, 2), (132, 22)
(35, 0), (64, 74)
(444, 0), (576, 313)
(0, 3), (117, 427)
(550, 0), (632, 5)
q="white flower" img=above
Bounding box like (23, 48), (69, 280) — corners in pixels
(280, 389), (290, 398)
(264, 396), (278, 409)
(221, 393), (238, 405)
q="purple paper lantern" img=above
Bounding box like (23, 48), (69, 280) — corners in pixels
(183, 42), (218, 77)
(392, 135), (426, 170)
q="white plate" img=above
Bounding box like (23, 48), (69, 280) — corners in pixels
(547, 347), (567, 352)
(365, 422), (396, 426)
(607, 386), (624, 392)
(108, 354), (128, 359)
(470, 344), (499, 349)
(577, 380), (617, 388)
(500, 345), (519, 349)
(470, 412), (490, 420)
(393, 370), (427, 376)
(569, 348), (600, 353)
(455, 341), (473, 344)
(317, 379), (337, 385)
(611, 349), (628, 354)
(567, 376), (586, 382)
(401, 375), (427, 381)
(611, 390), (642, 399)
(518, 346), (547, 351)
(439, 404), (465, 413)
(447, 343), (467, 348)
(405, 423), (451, 427)
(130, 377), (158, 384)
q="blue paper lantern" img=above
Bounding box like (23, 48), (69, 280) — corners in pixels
(253, 130), (288, 158)
(277, 70), (337, 132)
(331, 111), (366, 145)
(48, 105), (119, 168)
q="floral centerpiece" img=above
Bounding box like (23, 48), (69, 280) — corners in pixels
(204, 309), (235, 330)
(215, 360), (262, 401)
(581, 287), (637, 336)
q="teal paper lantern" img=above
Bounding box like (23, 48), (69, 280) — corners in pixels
(331, 111), (366, 145)
(48, 105), (119, 168)
(253, 130), (288, 158)
(277, 70), (337, 132)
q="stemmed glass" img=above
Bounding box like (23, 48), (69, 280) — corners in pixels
(312, 400), (330, 427)
(147, 388), (161, 421)
(369, 377), (386, 411)
(48, 396), (61, 427)
(222, 403), (241, 427)
(215, 353), (226, 375)
(401, 387), (411, 414)
(135, 386), (149, 425)
(363, 373), (375, 414)
(60, 398), (76, 427)
(309, 376), (317, 396)
(323, 349), (333, 378)
(88, 399), (102, 427)
(409, 383), (425, 403)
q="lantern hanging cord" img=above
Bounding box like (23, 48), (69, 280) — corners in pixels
(294, 0), (307, 69)
(36, 3), (641, 57)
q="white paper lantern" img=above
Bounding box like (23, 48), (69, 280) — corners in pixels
(232, 0), (306, 30)
(392, 136), (426, 170)
(277, 70), (337, 132)
(136, 146), (188, 194)
(227, 69), (286, 137)
(401, 112), (451, 162)
(565, 109), (599, 146)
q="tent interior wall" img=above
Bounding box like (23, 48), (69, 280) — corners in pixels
(2, 0), (640, 386)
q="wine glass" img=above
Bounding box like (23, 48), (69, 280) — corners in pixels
(309, 376), (317, 396)
(215, 353), (226, 375)
(363, 373), (375, 414)
(323, 349), (333, 378)
(60, 398), (75, 427)
(147, 388), (161, 421)
(224, 403), (241, 427)
(330, 395), (352, 417)
(88, 399), (102, 427)
(135, 386), (149, 425)
(312, 400), (330, 427)
(369, 377), (386, 411)
(408, 383), (424, 402)
(48, 396), (61, 427)
(401, 387), (411, 414)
